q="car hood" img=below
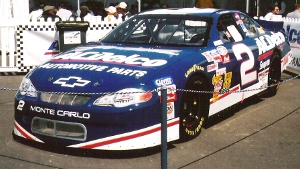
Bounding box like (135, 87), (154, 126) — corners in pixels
(29, 43), (198, 93)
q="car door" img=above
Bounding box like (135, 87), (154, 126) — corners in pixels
(215, 12), (265, 92)
(208, 12), (264, 113)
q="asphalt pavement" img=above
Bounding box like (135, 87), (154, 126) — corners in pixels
(0, 71), (299, 169)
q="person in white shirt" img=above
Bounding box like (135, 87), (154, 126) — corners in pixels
(104, 6), (117, 22)
(264, 5), (280, 20)
(29, 3), (44, 21)
(56, 3), (73, 20)
(286, 4), (300, 19)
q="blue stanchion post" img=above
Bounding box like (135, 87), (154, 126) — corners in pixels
(161, 86), (167, 169)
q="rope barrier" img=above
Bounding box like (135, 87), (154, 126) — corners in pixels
(1, 74), (299, 95)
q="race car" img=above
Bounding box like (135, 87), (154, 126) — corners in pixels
(13, 8), (292, 150)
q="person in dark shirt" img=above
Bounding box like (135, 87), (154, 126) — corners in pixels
(274, 0), (287, 16)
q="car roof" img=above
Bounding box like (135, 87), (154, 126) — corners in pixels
(138, 8), (237, 17)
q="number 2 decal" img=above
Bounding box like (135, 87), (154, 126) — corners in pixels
(17, 100), (25, 111)
(232, 43), (257, 86)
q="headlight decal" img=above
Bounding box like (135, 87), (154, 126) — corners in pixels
(19, 78), (38, 97)
(93, 88), (153, 107)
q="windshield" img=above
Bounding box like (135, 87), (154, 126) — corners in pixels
(102, 15), (211, 46)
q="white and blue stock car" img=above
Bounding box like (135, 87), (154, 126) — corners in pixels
(13, 8), (292, 150)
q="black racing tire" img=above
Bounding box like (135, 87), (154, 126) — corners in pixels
(180, 76), (209, 142)
(267, 52), (281, 97)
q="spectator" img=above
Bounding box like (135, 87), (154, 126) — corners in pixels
(93, 1), (105, 16)
(85, 0), (96, 16)
(115, 2), (131, 21)
(104, 6), (117, 22)
(29, 2), (45, 21)
(286, 4), (300, 19)
(130, 4), (138, 15)
(274, 0), (287, 16)
(79, 2), (95, 17)
(264, 5), (280, 20)
(40, 5), (61, 21)
(80, 5), (93, 21)
(161, 3), (168, 9)
(153, 3), (160, 9)
(56, 2), (73, 20)
(194, 0), (213, 8)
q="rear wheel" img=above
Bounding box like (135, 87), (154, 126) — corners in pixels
(180, 76), (209, 141)
(267, 52), (281, 97)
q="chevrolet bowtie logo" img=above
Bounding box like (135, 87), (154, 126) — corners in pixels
(54, 76), (91, 88)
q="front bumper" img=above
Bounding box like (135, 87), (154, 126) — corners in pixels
(13, 96), (180, 150)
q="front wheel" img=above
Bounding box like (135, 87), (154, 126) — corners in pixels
(180, 76), (209, 141)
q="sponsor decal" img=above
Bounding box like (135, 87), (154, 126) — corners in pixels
(217, 46), (231, 64)
(202, 51), (213, 62)
(53, 52), (168, 67)
(239, 22), (248, 33)
(286, 25), (300, 44)
(216, 67), (226, 76)
(207, 63), (218, 72)
(106, 67), (147, 77)
(255, 32), (285, 55)
(217, 46), (228, 56)
(223, 72), (232, 90)
(259, 59), (270, 70)
(30, 106), (90, 119)
(167, 102), (175, 120)
(158, 84), (177, 103)
(210, 49), (221, 62)
(212, 71), (232, 102)
(54, 76), (91, 88)
(289, 55), (300, 67)
(234, 13), (241, 22)
(185, 64), (205, 78)
(258, 68), (269, 88)
(213, 40), (223, 46)
(214, 80), (223, 91)
(202, 46), (230, 64)
(212, 74), (223, 102)
(41, 63), (147, 77)
(41, 63), (109, 71)
(154, 76), (173, 87)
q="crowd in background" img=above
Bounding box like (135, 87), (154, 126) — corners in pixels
(29, 0), (300, 22)
(264, 0), (300, 20)
(29, 0), (171, 22)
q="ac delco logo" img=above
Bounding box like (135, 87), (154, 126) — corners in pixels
(53, 52), (168, 67)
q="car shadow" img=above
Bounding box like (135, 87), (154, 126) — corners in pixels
(205, 94), (263, 128)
